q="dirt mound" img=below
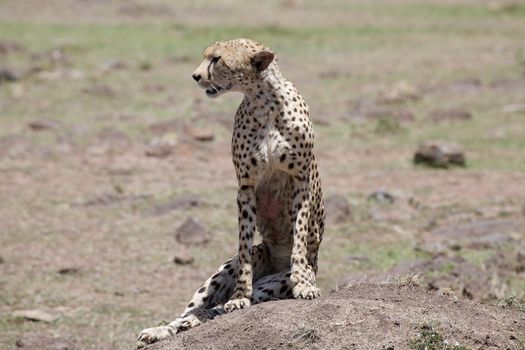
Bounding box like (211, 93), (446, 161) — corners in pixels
(145, 283), (524, 350)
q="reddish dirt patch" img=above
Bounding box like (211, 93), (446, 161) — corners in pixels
(145, 283), (525, 350)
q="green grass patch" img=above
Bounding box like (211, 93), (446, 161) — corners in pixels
(344, 240), (423, 271)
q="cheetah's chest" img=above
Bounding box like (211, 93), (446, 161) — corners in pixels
(252, 125), (288, 168)
(252, 124), (294, 244)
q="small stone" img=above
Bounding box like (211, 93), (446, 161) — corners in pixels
(324, 194), (352, 224)
(174, 217), (210, 245)
(13, 310), (58, 323)
(368, 190), (395, 204)
(414, 140), (466, 168)
(173, 250), (194, 265)
(0, 67), (17, 83)
(377, 81), (420, 104)
(144, 143), (173, 158)
(184, 126), (215, 142)
(28, 119), (64, 131)
(0, 256), (4, 264)
(57, 267), (80, 275)
(145, 133), (177, 158)
(427, 108), (472, 122)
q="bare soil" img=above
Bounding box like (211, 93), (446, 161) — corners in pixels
(145, 283), (525, 350)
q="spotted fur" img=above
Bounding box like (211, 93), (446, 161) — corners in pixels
(137, 38), (325, 348)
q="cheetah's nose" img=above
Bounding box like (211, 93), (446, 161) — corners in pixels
(192, 73), (201, 82)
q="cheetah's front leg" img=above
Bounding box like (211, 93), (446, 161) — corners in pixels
(224, 185), (257, 312)
(290, 176), (321, 300)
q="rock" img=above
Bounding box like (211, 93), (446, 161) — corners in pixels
(0, 256), (4, 264)
(0, 67), (18, 83)
(173, 250), (194, 265)
(414, 140), (466, 168)
(184, 125), (215, 142)
(368, 190), (395, 204)
(57, 267), (80, 275)
(427, 108), (472, 122)
(174, 217), (210, 245)
(377, 81), (420, 104)
(13, 310), (58, 323)
(502, 104), (525, 113)
(144, 194), (203, 216)
(324, 194), (352, 224)
(145, 143), (173, 158)
(28, 119), (64, 131)
(145, 133), (177, 158)
(16, 334), (77, 350)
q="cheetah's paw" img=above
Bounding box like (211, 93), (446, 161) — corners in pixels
(136, 325), (176, 348)
(292, 283), (321, 300)
(224, 297), (251, 312)
(176, 313), (202, 331)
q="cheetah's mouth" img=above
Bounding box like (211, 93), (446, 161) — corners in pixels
(205, 83), (232, 98)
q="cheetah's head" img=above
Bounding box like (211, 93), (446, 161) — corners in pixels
(192, 38), (275, 98)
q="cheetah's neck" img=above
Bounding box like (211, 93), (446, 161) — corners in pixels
(244, 62), (287, 100)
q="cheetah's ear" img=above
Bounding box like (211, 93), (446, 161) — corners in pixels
(251, 50), (274, 72)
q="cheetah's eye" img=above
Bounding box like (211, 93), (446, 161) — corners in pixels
(211, 56), (221, 63)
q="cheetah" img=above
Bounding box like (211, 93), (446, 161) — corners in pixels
(137, 38), (325, 348)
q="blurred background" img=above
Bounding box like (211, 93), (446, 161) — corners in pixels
(0, 0), (524, 349)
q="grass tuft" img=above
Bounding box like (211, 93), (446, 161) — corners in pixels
(393, 273), (424, 288)
(497, 293), (524, 310)
(289, 326), (320, 346)
(410, 323), (470, 350)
